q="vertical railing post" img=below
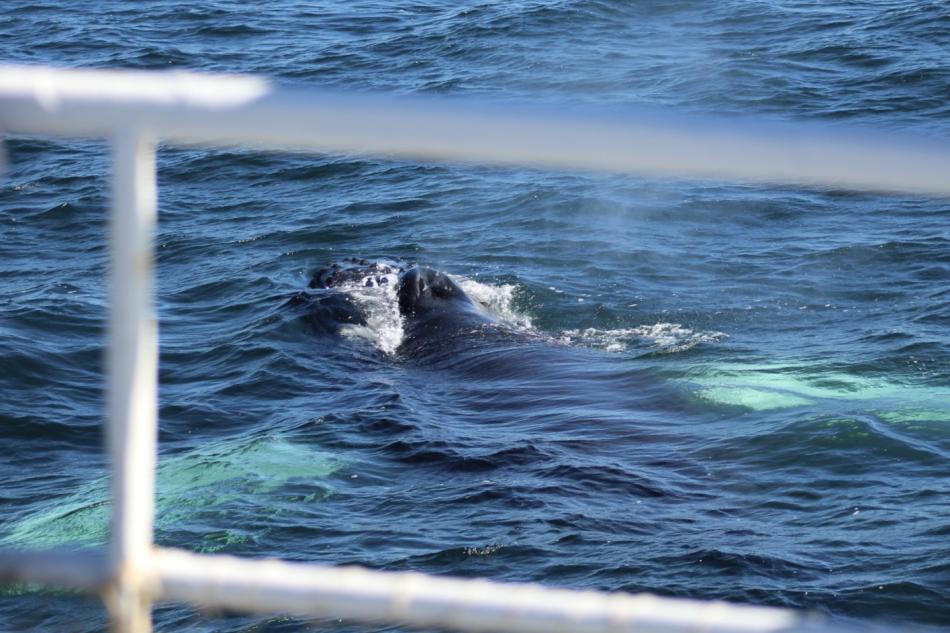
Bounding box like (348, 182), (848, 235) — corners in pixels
(106, 130), (158, 633)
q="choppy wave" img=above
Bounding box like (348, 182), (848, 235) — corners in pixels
(3, 0), (950, 629)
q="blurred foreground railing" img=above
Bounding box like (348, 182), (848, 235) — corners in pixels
(1, 65), (946, 633)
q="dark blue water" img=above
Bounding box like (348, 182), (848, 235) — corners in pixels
(1, 2), (949, 631)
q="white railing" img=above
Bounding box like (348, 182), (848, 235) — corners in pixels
(1, 65), (946, 633)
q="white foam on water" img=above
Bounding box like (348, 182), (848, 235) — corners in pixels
(329, 267), (723, 357)
(453, 281), (726, 355)
(455, 276), (533, 330)
(336, 270), (404, 354)
(558, 323), (727, 353)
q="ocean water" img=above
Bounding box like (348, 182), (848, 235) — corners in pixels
(1, 1), (949, 631)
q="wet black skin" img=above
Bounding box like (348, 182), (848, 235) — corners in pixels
(395, 267), (494, 356)
(397, 267), (483, 321)
(285, 291), (367, 335)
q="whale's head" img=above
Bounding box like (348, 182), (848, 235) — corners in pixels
(296, 260), (496, 356)
(396, 267), (493, 354)
(397, 267), (473, 317)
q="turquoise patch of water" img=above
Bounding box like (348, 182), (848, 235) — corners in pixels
(690, 363), (950, 414)
(0, 435), (341, 550)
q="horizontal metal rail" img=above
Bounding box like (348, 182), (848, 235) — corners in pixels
(0, 547), (802, 633)
(1, 65), (949, 196)
(153, 548), (802, 633)
(0, 64), (932, 632)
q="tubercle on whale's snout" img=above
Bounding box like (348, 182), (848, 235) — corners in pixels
(309, 259), (404, 289)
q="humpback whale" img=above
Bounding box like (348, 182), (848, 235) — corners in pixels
(293, 259), (497, 356)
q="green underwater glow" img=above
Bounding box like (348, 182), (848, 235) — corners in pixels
(0, 435), (341, 550)
(875, 407), (950, 426)
(691, 363), (950, 416)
